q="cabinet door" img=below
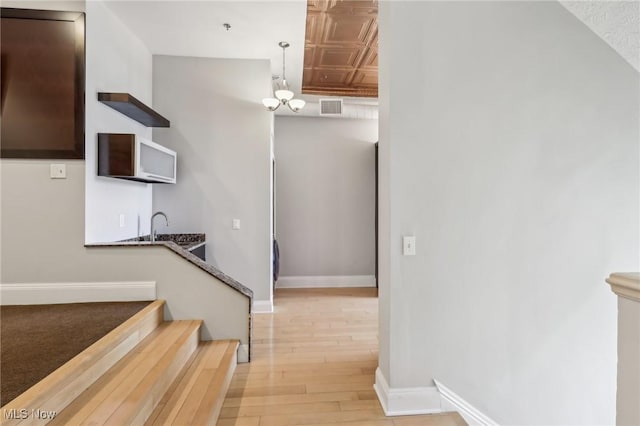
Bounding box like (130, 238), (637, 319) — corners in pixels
(140, 143), (175, 180)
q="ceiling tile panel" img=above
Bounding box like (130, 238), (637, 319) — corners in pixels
(302, 0), (378, 98)
(306, 10), (328, 44)
(322, 14), (373, 44)
(362, 47), (377, 67)
(304, 47), (316, 67)
(352, 70), (378, 87)
(326, 0), (377, 15)
(310, 69), (354, 86)
(317, 47), (362, 68)
(303, 68), (314, 85)
(309, 0), (338, 12)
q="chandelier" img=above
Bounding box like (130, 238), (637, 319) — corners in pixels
(262, 41), (305, 113)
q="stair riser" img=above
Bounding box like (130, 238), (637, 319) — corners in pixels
(144, 342), (228, 425)
(204, 349), (237, 425)
(128, 328), (200, 425)
(146, 340), (239, 426)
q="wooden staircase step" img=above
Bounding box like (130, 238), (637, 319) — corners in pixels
(0, 300), (165, 426)
(49, 319), (202, 426)
(145, 339), (240, 426)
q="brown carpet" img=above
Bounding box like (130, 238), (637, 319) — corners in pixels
(0, 301), (151, 406)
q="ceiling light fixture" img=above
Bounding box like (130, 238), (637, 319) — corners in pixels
(262, 41), (305, 113)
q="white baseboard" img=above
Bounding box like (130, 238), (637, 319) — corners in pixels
(374, 367), (442, 416)
(434, 379), (498, 426)
(276, 275), (376, 288)
(0, 281), (156, 305)
(252, 299), (273, 313)
(238, 344), (249, 363)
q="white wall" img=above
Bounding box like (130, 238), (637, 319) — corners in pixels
(84, 0), (154, 243)
(376, 0), (392, 391)
(0, 1), (153, 244)
(274, 116), (377, 279)
(152, 55), (273, 305)
(378, 1), (639, 424)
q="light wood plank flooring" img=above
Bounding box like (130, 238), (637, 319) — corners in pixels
(217, 288), (466, 426)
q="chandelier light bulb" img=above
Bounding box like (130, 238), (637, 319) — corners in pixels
(262, 97), (280, 111)
(288, 99), (306, 112)
(275, 89), (294, 102)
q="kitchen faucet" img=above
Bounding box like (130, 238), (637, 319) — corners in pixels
(150, 211), (169, 242)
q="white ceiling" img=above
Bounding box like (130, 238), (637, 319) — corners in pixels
(104, 1), (308, 94)
(560, 1), (640, 72)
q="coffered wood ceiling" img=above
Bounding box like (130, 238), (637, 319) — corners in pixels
(302, 0), (378, 98)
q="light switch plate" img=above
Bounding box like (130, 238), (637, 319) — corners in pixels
(50, 164), (66, 179)
(119, 214), (125, 228)
(232, 219), (241, 230)
(403, 236), (416, 256)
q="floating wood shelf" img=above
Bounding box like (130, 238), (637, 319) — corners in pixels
(98, 92), (170, 128)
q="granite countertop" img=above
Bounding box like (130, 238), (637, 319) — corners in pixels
(85, 234), (253, 299)
(126, 233), (206, 251)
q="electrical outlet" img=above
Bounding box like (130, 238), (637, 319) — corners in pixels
(232, 219), (241, 230)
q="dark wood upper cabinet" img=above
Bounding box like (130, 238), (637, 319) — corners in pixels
(1, 8), (85, 159)
(98, 133), (136, 178)
(97, 133), (177, 184)
(98, 93), (170, 128)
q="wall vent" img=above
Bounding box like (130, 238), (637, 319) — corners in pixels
(319, 99), (343, 115)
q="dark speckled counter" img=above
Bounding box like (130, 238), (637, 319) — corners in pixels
(85, 234), (253, 300)
(125, 233), (206, 250)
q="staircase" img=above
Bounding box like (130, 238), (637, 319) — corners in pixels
(0, 300), (239, 426)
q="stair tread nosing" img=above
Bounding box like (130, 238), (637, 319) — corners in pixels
(146, 339), (240, 426)
(50, 319), (202, 426)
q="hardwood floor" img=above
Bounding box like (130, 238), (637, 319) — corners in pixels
(217, 288), (466, 426)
